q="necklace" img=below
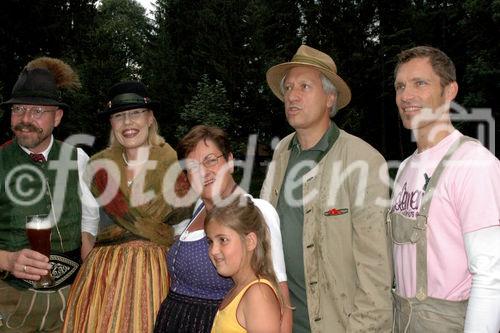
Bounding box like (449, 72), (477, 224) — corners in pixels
(122, 152), (148, 166)
(122, 152), (148, 187)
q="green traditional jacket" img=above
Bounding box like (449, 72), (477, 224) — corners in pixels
(0, 139), (82, 254)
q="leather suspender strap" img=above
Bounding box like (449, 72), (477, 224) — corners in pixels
(414, 136), (477, 300)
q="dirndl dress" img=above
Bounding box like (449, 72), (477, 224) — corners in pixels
(154, 203), (233, 332)
(62, 240), (169, 332)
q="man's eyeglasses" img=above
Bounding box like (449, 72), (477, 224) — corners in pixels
(186, 154), (224, 172)
(110, 109), (148, 122)
(11, 105), (57, 119)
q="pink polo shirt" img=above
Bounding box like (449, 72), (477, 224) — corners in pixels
(391, 130), (500, 300)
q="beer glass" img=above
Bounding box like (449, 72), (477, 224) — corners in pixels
(25, 214), (54, 288)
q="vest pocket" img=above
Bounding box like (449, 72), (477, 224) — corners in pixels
(390, 213), (425, 244)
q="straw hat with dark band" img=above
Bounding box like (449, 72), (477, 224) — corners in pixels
(266, 45), (352, 110)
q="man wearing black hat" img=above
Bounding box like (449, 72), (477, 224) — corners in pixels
(260, 45), (393, 332)
(0, 57), (99, 332)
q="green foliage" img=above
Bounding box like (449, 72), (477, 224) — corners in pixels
(66, 0), (152, 152)
(140, 0), (181, 144)
(82, 0), (149, 85)
(299, 0), (381, 136)
(175, 74), (232, 140)
(142, 0), (303, 148)
(0, 0), (498, 161)
(0, 0), (99, 145)
(457, 0), (500, 113)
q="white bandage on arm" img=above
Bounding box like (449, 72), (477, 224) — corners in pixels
(464, 225), (500, 333)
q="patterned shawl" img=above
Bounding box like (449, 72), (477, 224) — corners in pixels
(90, 143), (179, 247)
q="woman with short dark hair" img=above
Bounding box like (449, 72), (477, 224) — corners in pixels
(154, 125), (289, 333)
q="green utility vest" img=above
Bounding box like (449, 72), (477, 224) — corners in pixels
(0, 139), (82, 254)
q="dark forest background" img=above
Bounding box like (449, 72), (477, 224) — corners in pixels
(1, 0), (498, 192)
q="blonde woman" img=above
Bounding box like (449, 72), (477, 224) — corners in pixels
(63, 81), (178, 333)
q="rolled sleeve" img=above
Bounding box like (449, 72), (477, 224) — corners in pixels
(77, 148), (100, 236)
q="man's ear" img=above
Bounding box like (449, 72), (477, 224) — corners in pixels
(326, 92), (336, 109)
(54, 109), (64, 127)
(245, 232), (257, 252)
(444, 81), (458, 102)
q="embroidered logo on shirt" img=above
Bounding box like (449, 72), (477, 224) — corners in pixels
(324, 208), (349, 216)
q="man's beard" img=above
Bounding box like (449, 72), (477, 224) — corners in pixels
(12, 123), (47, 149)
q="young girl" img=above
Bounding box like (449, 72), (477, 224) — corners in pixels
(205, 196), (282, 333)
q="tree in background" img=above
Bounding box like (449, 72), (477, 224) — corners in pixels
(0, 0), (98, 143)
(298, 0), (380, 149)
(458, 1), (499, 119)
(70, 0), (152, 151)
(0, 0), (149, 151)
(141, 0), (183, 144)
(1, 0), (498, 163)
(142, 0), (302, 148)
(175, 74), (232, 141)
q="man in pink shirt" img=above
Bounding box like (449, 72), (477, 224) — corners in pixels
(390, 46), (500, 332)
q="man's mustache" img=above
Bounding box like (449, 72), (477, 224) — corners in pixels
(12, 123), (43, 133)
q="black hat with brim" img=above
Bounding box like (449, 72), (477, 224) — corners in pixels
(99, 81), (159, 117)
(0, 68), (70, 112)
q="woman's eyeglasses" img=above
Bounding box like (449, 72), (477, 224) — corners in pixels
(186, 154), (224, 172)
(110, 109), (148, 122)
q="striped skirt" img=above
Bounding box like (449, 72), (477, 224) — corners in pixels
(62, 240), (169, 333)
(153, 291), (221, 333)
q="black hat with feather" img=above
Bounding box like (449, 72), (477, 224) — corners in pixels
(0, 57), (81, 112)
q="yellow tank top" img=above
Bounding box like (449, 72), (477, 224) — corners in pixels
(211, 279), (277, 333)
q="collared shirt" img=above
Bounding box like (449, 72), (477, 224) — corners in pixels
(276, 122), (339, 333)
(19, 135), (99, 236)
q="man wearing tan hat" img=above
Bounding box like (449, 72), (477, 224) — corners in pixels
(261, 45), (392, 332)
(0, 57), (99, 332)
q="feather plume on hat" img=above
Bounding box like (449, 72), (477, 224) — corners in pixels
(26, 57), (81, 91)
(0, 56), (80, 111)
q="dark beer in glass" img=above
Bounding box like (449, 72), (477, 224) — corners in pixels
(26, 215), (54, 288)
